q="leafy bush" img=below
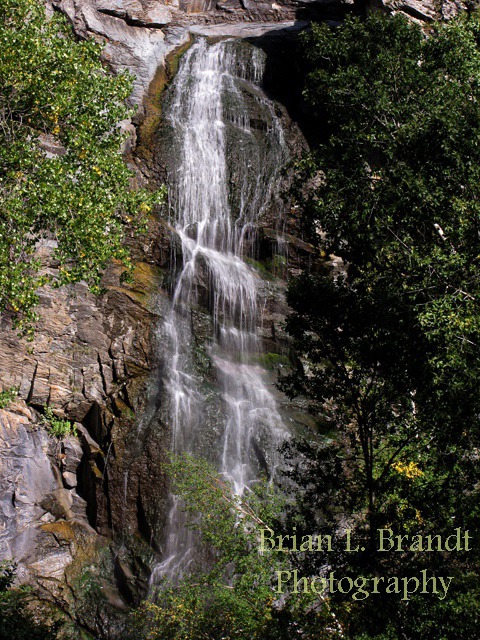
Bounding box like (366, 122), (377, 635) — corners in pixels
(131, 455), (339, 640)
(41, 405), (76, 439)
(0, 0), (164, 335)
(283, 11), (480, 639)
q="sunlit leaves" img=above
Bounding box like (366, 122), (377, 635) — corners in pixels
(0, 0), (163, 334)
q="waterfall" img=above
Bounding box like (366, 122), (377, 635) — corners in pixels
(151, 37), (289, 583)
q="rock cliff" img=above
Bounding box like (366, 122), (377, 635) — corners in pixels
(0, 212), (175, 634)
(47, 0), (471, 119)
(50, 0), (309, 114)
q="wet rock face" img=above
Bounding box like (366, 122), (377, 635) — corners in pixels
(0, 238), (165, 426)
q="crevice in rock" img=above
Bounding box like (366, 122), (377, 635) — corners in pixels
(81, 369), (88, 402)
(76, 451), (100, 530)
(26, 361), (38, 404)
(75, 404), (116, 534)
(97, 8), (169, 30)
(84, 401), (104, 445)
(97, 352), (108, 396)
(109, 344), (120, 384)
(120, 384), (134, 412)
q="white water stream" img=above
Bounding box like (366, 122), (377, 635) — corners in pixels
(151, 37), (289, 582)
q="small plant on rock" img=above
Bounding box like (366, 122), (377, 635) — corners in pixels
(0, 387), (18, 409)
(41, 406), (76, 439)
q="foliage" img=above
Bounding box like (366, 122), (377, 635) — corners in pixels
(0, 0), (164, 335)
(294, 12), (480, 411)
(40, 405), (76, 439)
(283, 270), (429, 545)
(130, 455), (340, 640)
(281, 12), (480, 639)
(0, 561), (60, 639)
(0, 386), (18, 409)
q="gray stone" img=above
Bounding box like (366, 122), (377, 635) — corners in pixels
(377, 0), (469, 21)
(62, 471), (78, 488)
(95, 0), (173, 26)
(76, 424), (102, 455)
(40, 488), (74, 519)
(63, 435), (83, 474)
(0, 404), (58, 563)
(119, 118), (138, 154)
(0, 402), (99, 607)
(189, 20), (306, 38)
(52, 0), (169, 110)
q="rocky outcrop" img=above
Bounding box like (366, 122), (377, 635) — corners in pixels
(51, 0), (172, 109)
(0, 224), (165, 425)
(375, 0), (470, 22)
(0, 403), (88, 576)
(95, 0), (174, 26)
(0, 214), (173, 633)
(0, 400), (104, 629)
(48, 0), (337, 115)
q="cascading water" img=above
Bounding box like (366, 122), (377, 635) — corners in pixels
(151, 37), (289, 583)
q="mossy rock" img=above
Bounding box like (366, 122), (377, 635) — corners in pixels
(257, 352), (291, 370)
(244, 256), (275, 280)
(137, 37), (193, 153)
(131, 262), (164, 294)
(41, 520), (76, 542)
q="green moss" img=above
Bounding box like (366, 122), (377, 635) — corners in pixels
(268, 254), (287, 274)
(244, 254), (288, 280)
(257, 352), (291, 370)
(138, 37), (193, 151)
(243, 257), (275, 280)
(167, 41), (192, 81)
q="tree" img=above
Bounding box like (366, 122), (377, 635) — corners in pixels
(283, 270), (428, 548)
(0, 0), (162, 333)
(282, 12), (480, 638)
(293, 12), (480, 418)
(131, 455), (340, 640)
(0, 561), (60, 639)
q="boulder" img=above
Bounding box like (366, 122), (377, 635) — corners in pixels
(51, 0), (170, 110)
(376, 0), (469, 22)
(95, 0), (173, 26)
